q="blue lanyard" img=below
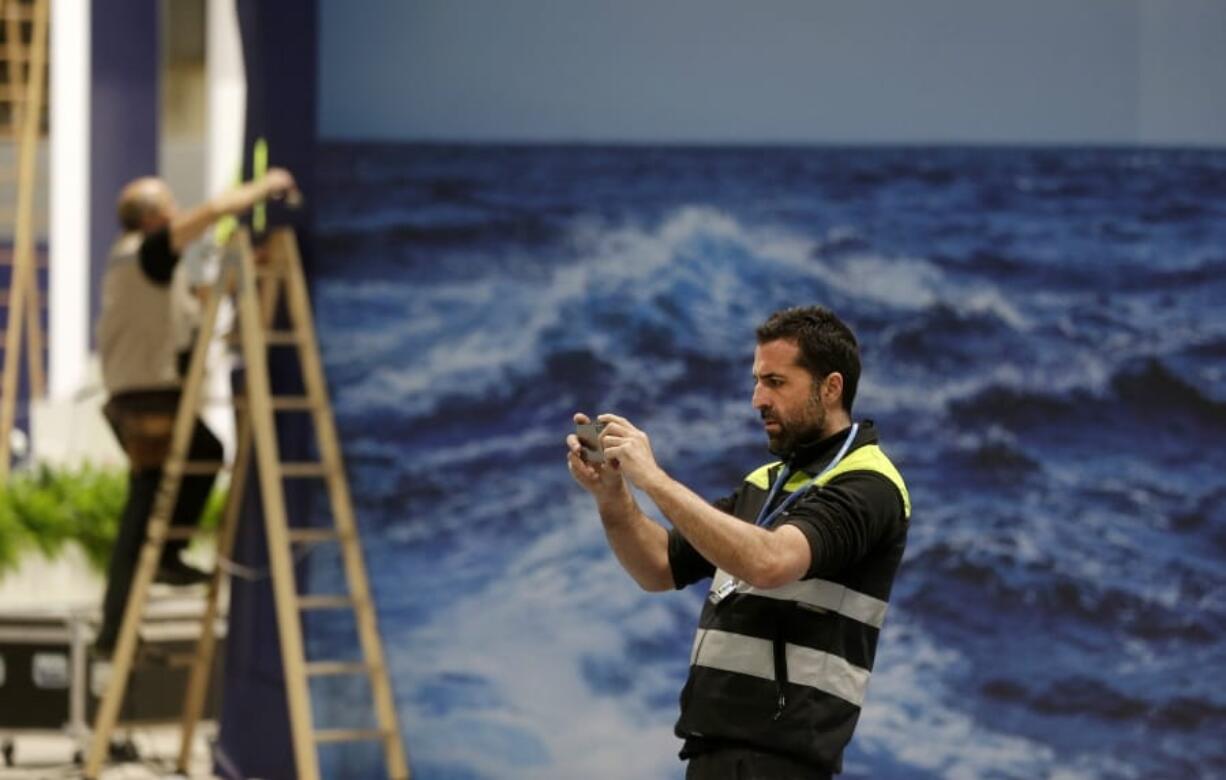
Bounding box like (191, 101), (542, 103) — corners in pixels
(753, 423), (859, 528)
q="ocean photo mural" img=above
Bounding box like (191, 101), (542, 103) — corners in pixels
(302, 143), (1226, 778)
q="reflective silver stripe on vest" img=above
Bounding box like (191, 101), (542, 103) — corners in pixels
(710, 569), (888, 629)
(690, 628), (871, 707)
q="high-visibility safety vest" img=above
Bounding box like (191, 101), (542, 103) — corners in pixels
(675, 440), (910, 773)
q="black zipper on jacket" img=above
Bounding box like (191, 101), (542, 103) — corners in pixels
(772, 607), (789, 720)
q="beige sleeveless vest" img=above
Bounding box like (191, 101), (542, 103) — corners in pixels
(96, 233), (198, 394)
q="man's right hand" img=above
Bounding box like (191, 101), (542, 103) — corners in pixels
(261, 168), (298, 201)
(566, 413), (674, 592)
(567, 412), (624, 498)
(172, 168), (301, 253)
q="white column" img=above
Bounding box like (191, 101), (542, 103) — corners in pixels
(49, 0), (91, 399)
(206, 0), (246, 198)
(202, 0), (247, 460)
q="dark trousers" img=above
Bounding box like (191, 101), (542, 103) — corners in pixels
(686, 746), (831, 780)
(96, 417), (223, 649)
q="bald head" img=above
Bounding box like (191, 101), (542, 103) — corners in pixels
(117, 177), (176, 233)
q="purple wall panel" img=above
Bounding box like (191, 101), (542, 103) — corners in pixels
(214, 2), (318, 778)
(88, 0), (158, 342)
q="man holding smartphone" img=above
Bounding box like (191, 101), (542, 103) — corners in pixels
(567, 306), (910, 779)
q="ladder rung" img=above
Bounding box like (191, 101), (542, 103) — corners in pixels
(313, 729), (389, 744)
(287, 528), (341, 544)
(0, 291), (46, 307)
(163, 652), (198, 668)
(231, 395), (320, 411)
(0, 5), (37, 20)
(0, 331), (49, 347)
(0, 252), (46, 267)
(161, 527), (200, 541)
(305, 661), (373, 677)
(264, 330), (301, 345)
(280, 461), (329, 478)
(271, 396), (319, 410)
(297, 595), (355, 610)
(167, 460), (230, 475)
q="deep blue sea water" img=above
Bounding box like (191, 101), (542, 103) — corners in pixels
(306, 144), (1226, 779)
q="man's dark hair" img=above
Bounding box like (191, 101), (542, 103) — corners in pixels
(756, 306), (861, 412)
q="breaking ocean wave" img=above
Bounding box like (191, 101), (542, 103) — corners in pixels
(309, 144), (1226, 778)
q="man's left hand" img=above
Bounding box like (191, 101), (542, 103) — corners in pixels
(598, 414), (664, 488)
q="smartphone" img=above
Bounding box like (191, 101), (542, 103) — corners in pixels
(575, 422), (606, 463)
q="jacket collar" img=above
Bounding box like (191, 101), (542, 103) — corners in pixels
(785, 419), (878, 474)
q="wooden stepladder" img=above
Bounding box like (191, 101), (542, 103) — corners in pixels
(84, 227), (410, 779)
(0, 0), (48, 481)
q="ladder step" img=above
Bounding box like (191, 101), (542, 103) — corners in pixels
(313, 729), (389, 744)
(0, 5), (37, 20)
(232, 395), (320, 411)
(0, 291), (47, 307)
(163, 652), (199, 668)
(305, 661), (373, 677)
(265, 330), (301, 346)
(271, 396), (320, 410)
(287, 528), (342, 544)
(280, 461), (330, 478)
(0, 253), (48, 267)
(167, 460), (230, 475)
(297, 595), (355, 610)
(162, 527), (199, 541)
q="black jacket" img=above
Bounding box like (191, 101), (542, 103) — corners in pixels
(668, 422), (911, 773)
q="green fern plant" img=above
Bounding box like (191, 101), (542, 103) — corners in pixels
(0, 465), (225, 577)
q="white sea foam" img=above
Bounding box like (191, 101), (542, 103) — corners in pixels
(318, 206), (997, 420)
(857, 620), (1067, 779)
(827, 254), (944, 309)
(377, 494), (691, 779)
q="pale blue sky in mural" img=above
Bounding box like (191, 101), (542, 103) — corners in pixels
(319, 0), (1226, 146)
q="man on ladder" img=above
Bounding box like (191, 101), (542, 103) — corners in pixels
(93, 168), (298, 656)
